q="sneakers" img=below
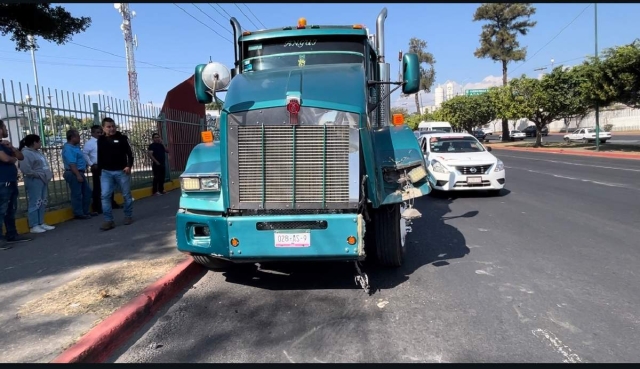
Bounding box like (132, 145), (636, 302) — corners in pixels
(154, 192), (163, 196)
(124, 217), (133, 225)
(40, 224), (56, 231)
(30, 225), (47, 234)
(100, 221), (115, 231)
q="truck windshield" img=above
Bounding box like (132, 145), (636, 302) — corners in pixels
(240, 36), (365, 72)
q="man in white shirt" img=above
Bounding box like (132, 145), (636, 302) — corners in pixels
(83, 125), (119, 213)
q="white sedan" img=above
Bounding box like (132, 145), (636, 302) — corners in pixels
(418, 132), (505, 195)
(499, 130), (526, 140)
(564, 127), (612, 143)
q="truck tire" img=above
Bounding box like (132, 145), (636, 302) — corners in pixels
(370, 203), (405, 268)
(192, 255), (230, 271)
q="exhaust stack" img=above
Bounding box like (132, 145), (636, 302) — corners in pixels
(375, 8), (387, 62)
(230, 17), (242, 75)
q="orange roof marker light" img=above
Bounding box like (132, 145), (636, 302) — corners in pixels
(242, 31), (251, 36)
(392, 114), (405, 126)
(352, 24), (363, 29)
(201, 131), (214, 143)
(297, 17), (307, 29)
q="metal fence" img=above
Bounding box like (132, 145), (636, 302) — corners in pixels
(0, 79), (205, 216)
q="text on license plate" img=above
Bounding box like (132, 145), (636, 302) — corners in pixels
(274, 231), (311, 248)
(467, 176), (482, 184)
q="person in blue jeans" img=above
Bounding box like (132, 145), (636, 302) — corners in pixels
(97, 117), (134, 231)
(18, 134), (56, 233)
(0, 119), (32, 250)
(61, 129), (96, 220)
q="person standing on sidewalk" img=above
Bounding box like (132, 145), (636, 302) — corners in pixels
(83, 125), (119, 213)
(62, 129), (96, 220)
(18, 134), (56, 234)
(98, 117), (134, 231)
(147, 133), (169, 196)
(0, 119), (32, 250)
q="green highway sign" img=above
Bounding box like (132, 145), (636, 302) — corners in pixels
(465, 89), (489, 96)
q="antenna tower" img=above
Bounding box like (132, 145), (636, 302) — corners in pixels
(114, 3), (140, 116)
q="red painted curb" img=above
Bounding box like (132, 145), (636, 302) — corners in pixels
(51, 257), (204, 363)
(492, 146), (640, 160)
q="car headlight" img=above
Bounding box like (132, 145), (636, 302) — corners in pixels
(180, 176), (221, 192)
(430, 160), (449, 174)
(494, 160), (505, 172)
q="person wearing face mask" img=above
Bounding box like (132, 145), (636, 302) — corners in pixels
(18, 134), (55, 234)
(62, 129), (96, 220)
(0, 119), (32, 250)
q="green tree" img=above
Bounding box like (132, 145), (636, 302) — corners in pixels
(42, 114), (82, 133)
(506, 67), (586, 147)
(205, 101), (223, 111)
(0, 3), (91, 51)
(408, 37), (436, 114)
(436, 94), (496, 134)
(473, 3), (537, 141)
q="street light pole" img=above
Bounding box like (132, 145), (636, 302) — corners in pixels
(27, 35), (46, 145)
(594, 3), (600, 151)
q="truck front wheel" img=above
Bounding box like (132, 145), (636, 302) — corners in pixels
(192, 255), (231, 271)
(369, 203), (406, 268)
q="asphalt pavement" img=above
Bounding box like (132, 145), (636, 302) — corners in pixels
(110, 150), (640, 363)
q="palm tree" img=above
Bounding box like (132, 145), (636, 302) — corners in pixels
(473, 3), (536, 141)
(408, 38), (436, 115)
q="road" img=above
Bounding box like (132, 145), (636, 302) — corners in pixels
(486, 133), (640, 145)
(110, 150), (640, 363)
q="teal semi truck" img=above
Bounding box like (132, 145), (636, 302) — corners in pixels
(176, 9), (432, 288)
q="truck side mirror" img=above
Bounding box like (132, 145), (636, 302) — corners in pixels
(401, 53), (420, 95)
(194, 62), (231, 104)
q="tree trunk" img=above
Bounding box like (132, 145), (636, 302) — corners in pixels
(534, 125), (543, 148)
(414, 93), (421, 115)
(501, 60), (510, 142)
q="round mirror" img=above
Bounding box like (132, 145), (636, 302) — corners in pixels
(202, 62), (231, 91)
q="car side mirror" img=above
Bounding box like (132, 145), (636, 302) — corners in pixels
(486, 146), (492, 152)
(401, 53), (420, 95)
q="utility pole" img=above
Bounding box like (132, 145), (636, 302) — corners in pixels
(114, 3), (140, 119)
(27, 35), (46, 145)
(594, 3), (600, 151)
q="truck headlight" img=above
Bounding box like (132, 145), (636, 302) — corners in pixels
(180, 176), (221, 192)
(430, 160), (449, 174)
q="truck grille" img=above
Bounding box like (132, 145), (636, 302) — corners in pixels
(455, 164), (493, 175)
(236, 125), (350, 205)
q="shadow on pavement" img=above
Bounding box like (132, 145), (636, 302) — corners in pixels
(220, 195), (475, 295)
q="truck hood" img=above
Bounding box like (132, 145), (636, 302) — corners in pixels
(223, 63), (366, 114)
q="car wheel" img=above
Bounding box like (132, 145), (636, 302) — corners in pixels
(564, 137), (570, 142)
(192, 254), (231, 271)
(600, 140), (607, 144)
(582, 138), (589, 144)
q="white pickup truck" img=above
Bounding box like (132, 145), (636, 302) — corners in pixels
(564, 128), (612, 143)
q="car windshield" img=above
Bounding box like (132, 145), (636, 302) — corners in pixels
(240, 36), (365, 72)
(429, 136), (485, 153)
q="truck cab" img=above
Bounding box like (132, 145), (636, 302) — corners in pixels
(176, 10), (431, 276)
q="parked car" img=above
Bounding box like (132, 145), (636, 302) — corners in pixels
(418, 132), (505, 195)
(563, 128), (612, 143)
(472, 130), (488, 141)
(499, 130), (526, 141)
(522, 125), (549, 137)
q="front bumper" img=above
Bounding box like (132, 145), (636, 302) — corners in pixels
(427, 167), (506, 191)
(176, 211), (365, 262)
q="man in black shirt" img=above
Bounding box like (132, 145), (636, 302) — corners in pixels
(97, 117), (134, 231)
(147, 133), (169, 195)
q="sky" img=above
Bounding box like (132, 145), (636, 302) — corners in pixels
(1, 2), (639, 113)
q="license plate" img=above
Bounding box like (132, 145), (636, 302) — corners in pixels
(274, 231), (311, 248)
(467, 176), (482, 184)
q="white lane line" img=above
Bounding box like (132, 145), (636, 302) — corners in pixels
(498, 154), (640, 172)
(532, 329), (584, 363)
(506, 166), (639, 191)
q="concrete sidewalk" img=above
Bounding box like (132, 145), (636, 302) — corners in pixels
(0, 191), (186, 363)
